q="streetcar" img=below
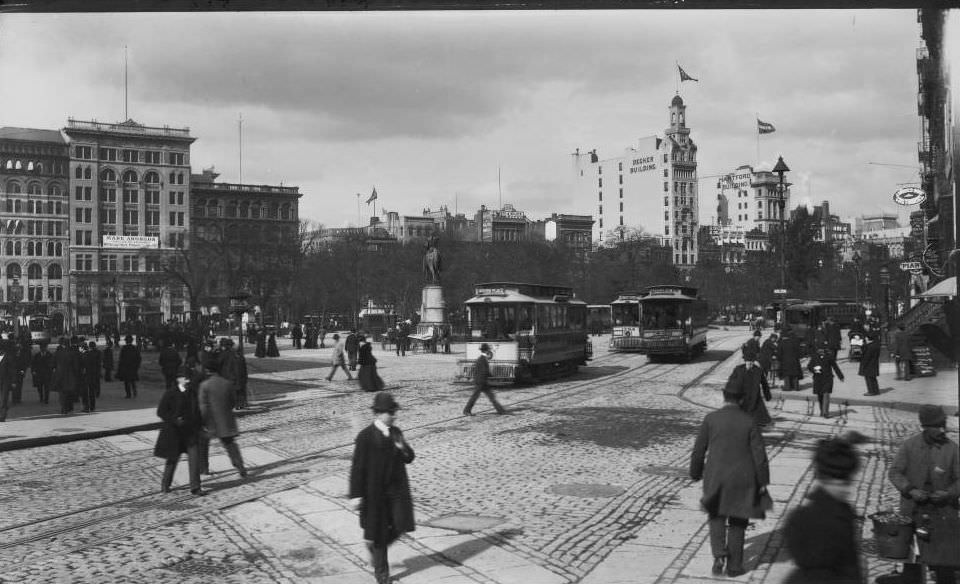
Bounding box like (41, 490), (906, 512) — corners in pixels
(611, 285), (709, 360)
(587, 304), (612, 335)
(455, 282), (591, 383)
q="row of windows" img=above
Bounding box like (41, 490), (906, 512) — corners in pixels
(194, 202), (293, 220)
(1, 285), (64, 302)
(76, 186), (186, 205)
(2, 159), (66, 175)
(73, 167), (187, 186)
(3, 241), (65, 257)
(3, 262), (64, 279)
(2, 199), (66, 215)
(75, 146), (186, 166)
(73, 209), (184, 226)
(3, 182), (64, 197)
(0, 221), (66, 236)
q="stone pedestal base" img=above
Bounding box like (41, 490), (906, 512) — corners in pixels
(420, 285), (446, 324)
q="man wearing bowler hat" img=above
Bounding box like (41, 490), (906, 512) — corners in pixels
(463, 343), (507, 416)
(349, 392), (416, 584)
(888, 404), (960, 584)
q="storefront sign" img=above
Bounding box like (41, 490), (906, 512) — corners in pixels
(102, 235), (160, 249)
(892, 186), (926, 206)
(630, 155), (656, 174)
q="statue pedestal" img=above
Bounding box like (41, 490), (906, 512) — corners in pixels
(420, 285), (446, 325)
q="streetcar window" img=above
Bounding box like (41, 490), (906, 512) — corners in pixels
(612, 303), (639, 326)
(641, 302), (683, 329)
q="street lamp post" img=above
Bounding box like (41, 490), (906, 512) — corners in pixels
(852, 251), (862, 307)
(10, 278), (23, 339)
(879, 265), (891, 331)
(773, 156), (791, 294)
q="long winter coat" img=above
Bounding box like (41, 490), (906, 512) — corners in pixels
(158, 346), (182, 381)
(857, 340), (880, 378)
(219, 349), (241, 392)
(778, 334), (804, 378)
(783, 487), (864, 584)
(690, 403), (770, 519)
(807, 351), (844, 395)
(116, 343), (142, 382)
(349, 423), (416, 544)
(153, 384), (202, 459)
(51, 346), (82, 395)
(198, 373), (239, 438)
(101, 344), (114, 379)
(30, 349), (54, 387)
(759, 338), (779, 373)
(82, 348), (102, 393)
(726, 363), (772, 427)
(357, 343), (384, 392)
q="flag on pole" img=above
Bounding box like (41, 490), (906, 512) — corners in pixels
(366, 187), (378, 205)
(757, 119), (776, 134)
(678, 65), (698, 83)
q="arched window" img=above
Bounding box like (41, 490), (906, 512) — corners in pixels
(27, 161), (34, 171)
(48, 264), (63, 279)
(123, 170), (138, 183)
(14, 200), (22, 213)
(4, 160), (11, 169)
(14, 160), (22, 170)
(75, 166), (83, 179)
(28, 263), (42, 279)
(55, 243), (63, 256)
(27, 242), (34, 255)
(101, 168), (116, 182)
(48, 184), (62, 197)
(144, 171), (160, 185)
(4, 242), (12, 255)
(27, 183), (41, 195)
(47, 241), (55, 256)
(6, 181), (21, 193)
(84, 167), (91, 179)
(14, 241), (21, 255)
(26, 201), (34, 214)
(4, 200), (11, 213)
(6, 264), (21, 279)
(35, 162), (43, 174)
(239, 202), (249, 218)
(280, 203), (291, 220)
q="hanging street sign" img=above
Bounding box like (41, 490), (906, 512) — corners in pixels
(773, 288), (788, 295)
(892, 186), (926, 206)
(899, 261), (922, 271)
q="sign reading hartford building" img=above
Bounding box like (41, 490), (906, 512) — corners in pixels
(102, 235), (160, 249)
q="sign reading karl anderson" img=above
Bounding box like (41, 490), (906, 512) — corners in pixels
(102, 235), (160, 249)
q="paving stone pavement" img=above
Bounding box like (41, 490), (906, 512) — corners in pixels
(0, 330), (955, 583)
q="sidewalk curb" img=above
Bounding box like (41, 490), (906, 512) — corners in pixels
(0, 406), (269, 453)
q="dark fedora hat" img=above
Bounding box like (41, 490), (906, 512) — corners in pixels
(371, 391), (400, 413)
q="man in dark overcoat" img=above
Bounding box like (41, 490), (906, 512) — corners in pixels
(808, 346), (845, 418)
(858, 334), (881, 396)
(345, 330), (360, 371)
(463, 343), (507, 416)
(784, 432), (866, 584)
(690, 380), (770, 578)
(81, 341), (102, 412)
(197, 353), (247, 478)
(117, 334), (142, 398)
(153, 364), (205, 496)
(51, 337), (81, 415)
(888, 405), (960, 584)
(759, 331), (779, 389)
(0, 341), (15, 422)
(825, 316), (842, 360)
(291, 323), (303, 349)
(11, 335), (31, 405)
(101, 340), (114, 382)
(217, 338), (243, 408)
(31, 339), (54, 404)
(892, 323), (915, 381)
(727, 343), (772, 427)
(777, 328), (803, 391)
(349, 392), (415, 584)
(157, 338), (182, 391)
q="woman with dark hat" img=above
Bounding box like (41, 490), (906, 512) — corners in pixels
(349, 392), (416, 584)
(808, 345), (845, 418)
(153, 364), (205, 496)
(784, 432), (867, 583)
(357, 335), (385, 393)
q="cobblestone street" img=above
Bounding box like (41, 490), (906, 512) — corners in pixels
(0, 330), (946, 583)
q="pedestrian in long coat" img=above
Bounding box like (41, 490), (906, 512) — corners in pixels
(116, 335), (142, 398)
(31, 340), (54, 404)
(0, 341), (15, 422)
(778, 329), (804, 391)
(81, 341), (102, 412)
(888, 405), (960, 583)
(759, 332), (780, 388)
(808, 347), (845, 418)
(463, 343), (506, 415)
(358, 336), (385, 393)
(51, 337), (81, 415)
(690, 381), (770, 578)
(892, 324), (915, 381)
(197, 355), (247, 477)
(784, 432), (867, 584)
(102, 340), (114, 382)
(11, 337), (30, 405)
(726, 343), (772, 427)
(291, 324), (303, 349)
(858, 334), (881, 396)
(349, 392), (415, 584)
(157, 338), (182, 390)
(825, 316), (842, 360)
(345, 331), (360, 371)
(153, 365), (204, 496)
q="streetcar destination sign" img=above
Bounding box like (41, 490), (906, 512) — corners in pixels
(892, 186), (926, 206)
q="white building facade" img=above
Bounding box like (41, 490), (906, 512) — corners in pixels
(572, 94), (700, 266)
(715, 164), (791, 235)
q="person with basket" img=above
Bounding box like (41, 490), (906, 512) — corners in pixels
(886, 404), (959, 584)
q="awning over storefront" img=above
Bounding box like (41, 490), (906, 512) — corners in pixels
(919, 276), (956, 298)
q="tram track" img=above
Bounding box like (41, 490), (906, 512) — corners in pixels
(0, 331), (747, 572)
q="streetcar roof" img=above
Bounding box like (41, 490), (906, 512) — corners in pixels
(464, 290), (587, 305)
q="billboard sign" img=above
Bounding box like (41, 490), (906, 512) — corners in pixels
(102, 235), (160, 249)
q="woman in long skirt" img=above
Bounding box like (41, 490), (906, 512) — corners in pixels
(357, 335), (384, 392)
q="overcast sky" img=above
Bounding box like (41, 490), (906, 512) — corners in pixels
(1, 10), (957, 230)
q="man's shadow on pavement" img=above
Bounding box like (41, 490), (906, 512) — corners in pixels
(393, 528), (523, 580)
(742, 526), (786, 572)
